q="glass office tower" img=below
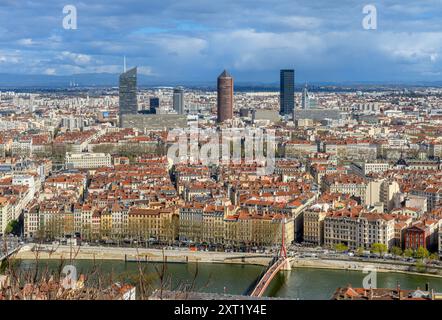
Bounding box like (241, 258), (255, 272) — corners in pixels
(173, 87), (185, 115)
(119, 67), (138, 127)
(280, 69), (295, 117)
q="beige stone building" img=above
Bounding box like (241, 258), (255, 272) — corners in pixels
(65, 152), (112, 169)
(324, 209), (395, 250)
(128, 207), (178, 243)
(322, 174), (367, 203)
(303, 203), (329, 245)
(380, 180), (400, 212)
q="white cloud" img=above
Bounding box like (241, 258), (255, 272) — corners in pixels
(267, 15), (322, 30)
(0, 51), (21, 64)
(44, 68), (56, 75)
(138, 66), (154, 75)
(59, 51), (92, 65)
(377, 32), (442, 64)
(17, 38), (33, 46)
(207, 29), (326, 70)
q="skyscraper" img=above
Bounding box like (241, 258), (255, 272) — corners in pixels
(301, 84), (309, 109)
(217, 70), (234, 123)
(149, 97), (160, 114)
(280, 69), (295, 116)
(173, 87), (185, 115)
(119, 67), (138, 127)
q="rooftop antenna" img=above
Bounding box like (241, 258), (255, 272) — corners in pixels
(124, 56), (127, 73)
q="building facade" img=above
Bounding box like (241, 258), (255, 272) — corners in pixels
(303, 205), (327, 245)
(119, 67), (138, 127)
(173, 87), (185, 115)
(324, 211), (395, 250)
(65, 153), (112, 169)
(217, 70), (234, 123)
(280, 69), (295, 116)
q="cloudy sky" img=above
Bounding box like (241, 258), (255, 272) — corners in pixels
(1, 0), (442, 83)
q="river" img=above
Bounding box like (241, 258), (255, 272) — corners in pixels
(15, 259), (442, 299)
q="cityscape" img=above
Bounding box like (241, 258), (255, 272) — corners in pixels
(1, 0), (442, 306)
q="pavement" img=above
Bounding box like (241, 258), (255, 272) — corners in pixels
(15, 243), (273, 266)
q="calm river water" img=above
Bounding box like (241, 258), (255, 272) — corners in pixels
(16, 259), (442, 300)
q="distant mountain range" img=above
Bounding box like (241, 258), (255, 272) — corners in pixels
(1, 73), (442, 90)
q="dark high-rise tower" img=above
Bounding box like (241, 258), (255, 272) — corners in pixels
(280, 69), (295, 116)
(217, 70), (233, 123)
(119, 67), (137, 127)
(149, 97), (160, 114)
(173, 87), (185, 115)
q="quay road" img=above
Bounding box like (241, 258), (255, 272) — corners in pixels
(13, 241), (442, 271)
(15, 243), (275, 266)
(288, 244), (442, 269)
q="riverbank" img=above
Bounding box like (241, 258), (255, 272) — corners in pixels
(14, 244), (442, 279)
(14, 244), (272, 266)
(291, 258), (442, 279)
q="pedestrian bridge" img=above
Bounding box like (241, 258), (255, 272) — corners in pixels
(0, 246), (21, 262)
(249, 256), (291, 297)
(244, 220), (291, 297)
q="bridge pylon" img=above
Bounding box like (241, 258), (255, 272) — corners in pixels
(279, 218), (291, 270)
(279, 218), (287, 258)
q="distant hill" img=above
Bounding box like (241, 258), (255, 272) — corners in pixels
(0, 73), (442, 90)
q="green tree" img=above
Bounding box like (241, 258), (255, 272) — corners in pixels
(415, 260), (426, 273)
(404, 248), (414, 258)
(414, 246), (430, 259)
(390, 246), (403, 257)
(429, 253), (439, 261)
(5, 219), (19, 235)
(334, 243), (348, 253)
(356, 247), (364, 256)
(371, 243), (388, 256)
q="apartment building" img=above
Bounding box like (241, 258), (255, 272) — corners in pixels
(439, 231), (442, 258)
(11, 139), (32, 157)
(404, 220), (439, 251)
(283, 141), (318, 158)
(179, 204), (294, 247)
(303, 203), (329, 245)
(202, 205), (225, 245)
(224, 211), (294, 247)
(0, 197), (11, 234)
(380, 180), (400, 212)
(322, 174), (367, 203)
(127, 207), (178, 243)
(362, 162), (391, 175)
(179, 203), (204, 243)
(411, 187), (442, 213)
(65, 152), (112, 169)
(324, 209), (395, 250)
